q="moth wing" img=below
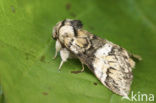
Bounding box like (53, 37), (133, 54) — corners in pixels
(75, 35), (134, 97)
(65, 30), (134, 97)
(91, 41), (134, 97)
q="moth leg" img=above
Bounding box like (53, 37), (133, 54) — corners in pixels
(53, 40), (62, 59)
(71, 62), (85, 74)
(80, 62), (85, 72)
(132, 54), (142, 61)
(58, 48), (70, 71)
(129, 53), (142, 61)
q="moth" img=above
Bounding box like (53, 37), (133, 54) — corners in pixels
(52, 19), (141, 99)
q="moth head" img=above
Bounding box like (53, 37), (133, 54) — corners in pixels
(52, 19), (83, 41)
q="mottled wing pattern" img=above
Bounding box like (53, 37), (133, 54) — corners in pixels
(92, 41), (135, 97)
(64, 30), (135, 97)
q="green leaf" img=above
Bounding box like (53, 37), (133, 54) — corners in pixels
(0, 0), (156, 103)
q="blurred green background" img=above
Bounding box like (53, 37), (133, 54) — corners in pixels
(0, 0), (156, 103)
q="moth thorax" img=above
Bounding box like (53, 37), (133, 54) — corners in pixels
(59, 25), (75, 42)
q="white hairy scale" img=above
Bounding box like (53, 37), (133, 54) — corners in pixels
(69, 38), (79, 54)
(59, 26), (74, 42)
(93, 58), (108, 82)
(56, 40), (62, 52)
(94, 43), (113, 57)
(60, 48), (70, 62)
(93, 43), (113, 83)
(70, 45), (78, 54)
